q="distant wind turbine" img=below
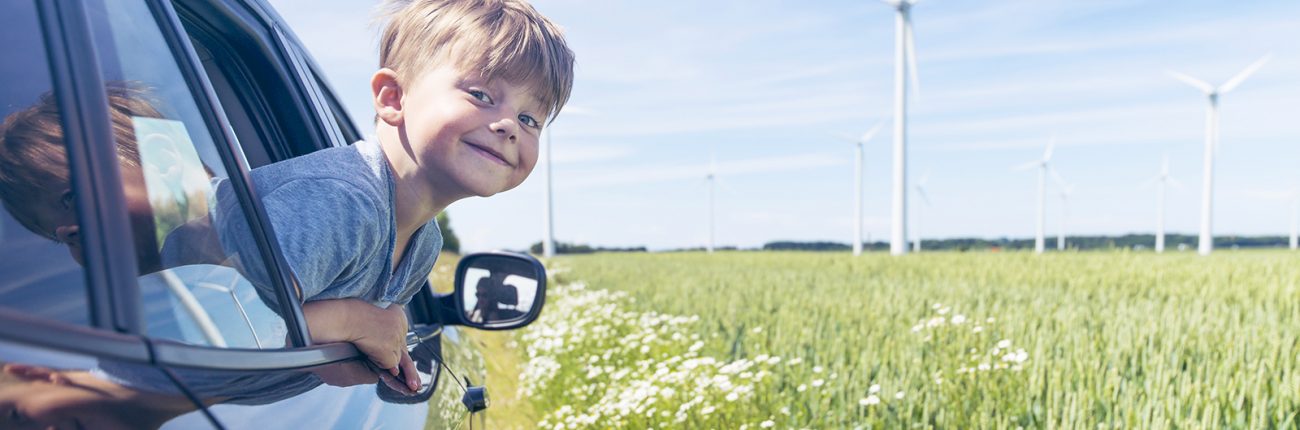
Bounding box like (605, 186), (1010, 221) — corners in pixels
(1144, 155), (1183, 253)
(1051, 170), (1073, 251)
(913, 171), (931, 253)
(1291, 192), (1298, 251)
(1168, 54), (1272, 256)
(1014, 138), (1056, 254)
(541, 106), (590, 258)
(706, 156), (716, 254)
(883, 0), (922, 256)
(834, 122), (885, 256)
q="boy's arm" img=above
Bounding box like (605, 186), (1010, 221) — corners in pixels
(301, 299), (420, 391)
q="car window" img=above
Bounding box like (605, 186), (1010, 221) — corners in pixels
(0, 0), (93, 326)
(82, 0), (290, 349)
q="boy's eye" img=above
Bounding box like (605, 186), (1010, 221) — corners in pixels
(518, 114), (540, 129)
(469, 90), (493, 104)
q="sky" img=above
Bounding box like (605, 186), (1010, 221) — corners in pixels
(266, 0), (1300, 252)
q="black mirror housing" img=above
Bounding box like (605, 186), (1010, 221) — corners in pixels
(435, 251), (546, 330)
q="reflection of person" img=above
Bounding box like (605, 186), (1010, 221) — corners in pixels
(0, 85), (169, 275)
(470, 271), (524, 323)
(0, 362), (197, 430)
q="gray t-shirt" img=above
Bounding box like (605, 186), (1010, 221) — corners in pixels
(208, 138), (442, 307)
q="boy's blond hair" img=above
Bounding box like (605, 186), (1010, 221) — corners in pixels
(376, 0), (575, 123)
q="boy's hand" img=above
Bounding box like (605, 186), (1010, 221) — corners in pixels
(302, 299), (421, 392)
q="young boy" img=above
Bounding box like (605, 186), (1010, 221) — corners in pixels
(225, 0), (575, 389)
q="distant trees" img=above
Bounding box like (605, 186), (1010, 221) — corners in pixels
(761, 234), (1290, 252)
(436, 212), (460, 253)
(528, 241), (647, 255)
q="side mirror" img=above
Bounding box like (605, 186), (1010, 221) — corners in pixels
(437, 251), (546, 330)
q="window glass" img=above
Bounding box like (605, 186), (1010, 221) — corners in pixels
(82, 0), (290, 348)
(0, 1), (92, 326)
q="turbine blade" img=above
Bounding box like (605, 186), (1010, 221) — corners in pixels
(1139, 176), (1159, 190)
(916, 186), (932, 205)
(1049, 168), (1067, 189)
(1167, 176), (1185, 190)
(1167, 70), (1214, 94)
(1218, 53), (1272, 94)
(1161, 154), (1170, 176)
(831, 132), (860, 143)
(918, 169), (930, 187)
(904, 12), (921, 98)
(861, 121), (886, 143)
(1043, 137), (1055, 162)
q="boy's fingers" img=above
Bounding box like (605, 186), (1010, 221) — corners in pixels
(398, 349), (419, 391)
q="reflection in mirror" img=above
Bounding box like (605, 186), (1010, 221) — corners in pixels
(461, 257), (540, 328)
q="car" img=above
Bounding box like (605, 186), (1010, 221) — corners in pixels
(0, 0), (545, 428)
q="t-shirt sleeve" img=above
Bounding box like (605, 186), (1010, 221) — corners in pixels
(256, 178), (384, 301)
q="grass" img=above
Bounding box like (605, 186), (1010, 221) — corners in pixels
(506, 250), (1300, 429)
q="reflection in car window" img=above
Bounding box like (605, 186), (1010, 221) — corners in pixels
(81, 0), (289, 348)
(0, 0), (92, 326)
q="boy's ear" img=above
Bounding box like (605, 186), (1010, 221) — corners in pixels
(371, 68), (404, 126)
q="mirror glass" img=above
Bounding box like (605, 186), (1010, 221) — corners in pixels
(460, 255), (540, 328)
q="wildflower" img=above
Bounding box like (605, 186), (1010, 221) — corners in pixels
(812, 366), (824, 374)
(951, 314), (967, 324)
(972, 326), (983, 333)
(932, 303), (942, 310)
(868, 384), (881, 394)
(937, 307), (950, 315)
(797, 384), (807, 392)
(761, 420), (776, 428)
(812, 379), (824, 388)
(788, 357), (803, 365)
(997, 339), (1012, 349)
(726, 392), (740, 402)
(895, 391), (905, 400)
(860, 395), (881, 406)
(752, 326), (764, 334)
(780, 407), (791, 415)
(702, 406), (716, 415)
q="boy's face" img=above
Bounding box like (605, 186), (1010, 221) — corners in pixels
(397, 65), (544, 198)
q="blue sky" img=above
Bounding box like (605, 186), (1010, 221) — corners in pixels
(267, 0), (1300, 252)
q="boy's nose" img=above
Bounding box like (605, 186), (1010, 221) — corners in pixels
(490, 119), (518, 142)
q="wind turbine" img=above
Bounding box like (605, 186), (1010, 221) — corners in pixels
(542, 127), (557, 258)
(1144, 155), (1183, 253)
(1168, 54), (1272, 256)
(883, 0), (922, 256)
(834, 123), (885, 256)
(1014, 138), (1055, 254)
(706, 155), (717, 254)
(913, 171), (931, 253)
(1051, 170), (1073, 252)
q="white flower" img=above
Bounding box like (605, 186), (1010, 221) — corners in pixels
(726, 392), (740, 402)
(868, 384), (881, 394)
(951, 314), (967, 324)
(978, 363), (991, 371)
(788, 357), (803, 366)
(701, 406), (716, 415)
(932, 303), (942, 310)
(812, 379), (825, 388)
(780, 407), (791, 415)
(860, 395), (881, 406)
(797, 384), (807, 392)
(752, 326), (764, 334)
(997, 339), (1012, 349)
(895, 391), (905, 400)
(937, 307), (950, 315)
(812, 366), (824, 374)
(761, 420), (776, 428)
(972, 326), (984, 333)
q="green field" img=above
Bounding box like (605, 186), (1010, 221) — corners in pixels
(510, 251), (1300, 429)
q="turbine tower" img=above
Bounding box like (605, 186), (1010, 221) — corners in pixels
(913, 171), (931, 253)
(1147, 155), (1183, 253)
(883, 0), (921, 256)
(706, 156), (716, 254)
(542, 127), (556, 258)
(835, 123), (884, 256)
(1014, 138), (1056, 254)
(1168, 54), (1272, 256)
(1291, 192), (1298, 250)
